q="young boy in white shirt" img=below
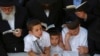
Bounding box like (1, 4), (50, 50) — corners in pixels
(24, 19), (51, 56)
(62, 14), (88, 56)
(48, 28), (65, 56)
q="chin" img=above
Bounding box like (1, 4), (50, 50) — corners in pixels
(52, 44), (57, 46)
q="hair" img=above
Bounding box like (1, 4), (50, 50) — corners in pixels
(27, 19), (41, 31)
(65, 14), (80, 30)
(47, 28), (60, 37)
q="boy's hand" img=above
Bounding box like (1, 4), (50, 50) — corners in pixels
(54, 54), (58, 56)
(13, 28), (22, 37)
(78, 46), (88, 54)
(65, 32), (72, 41)
(40, 54), (47, 56)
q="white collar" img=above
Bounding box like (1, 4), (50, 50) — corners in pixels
(29, 33), (43, 41)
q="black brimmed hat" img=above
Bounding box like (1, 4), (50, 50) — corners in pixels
(0, 0), (15, 6)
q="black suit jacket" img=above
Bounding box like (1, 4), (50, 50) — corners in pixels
(26, 0), (63, 30)
(0, 6), (27, 52)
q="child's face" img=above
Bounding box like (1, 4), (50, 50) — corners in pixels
(50, 35), (59, 46)
(29, 24), (43, 38)
(68, 27), (79, 36)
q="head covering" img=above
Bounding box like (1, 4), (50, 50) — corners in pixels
(0, 0), (15, 6)
(64, 13), (80, 29)
(65, 13), (79, 24)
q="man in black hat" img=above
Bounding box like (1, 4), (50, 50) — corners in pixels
(26, 0), (63, 31)
(63, 0), (100, 29)
(0, 0), (28, 55)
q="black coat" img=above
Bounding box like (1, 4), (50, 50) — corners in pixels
(14, 0), (29, 6)
(0, 40), (8, 56)
(88, 18), (100, 56)
(26, 0), (63, 29)
(0, 6), (27, 52)
(63, 0), (100, 29)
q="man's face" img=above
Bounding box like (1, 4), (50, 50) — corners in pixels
(0, 6), (13, 15)
(42, 3), (50, 9)
(50, 35), (59, 46)
(30, 24), (43, 38)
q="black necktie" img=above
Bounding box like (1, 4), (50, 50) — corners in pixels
(34, 40), (44, 54)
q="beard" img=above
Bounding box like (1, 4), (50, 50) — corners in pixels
(0, 6), (15, 21)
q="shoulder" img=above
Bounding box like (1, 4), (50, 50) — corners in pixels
(62, 27), (69, 34)
(24, 34), (33, 41)
(80, 27), (88, 34)
(42, 31), (50, 36)
(15, 6), (27, 14)
(26, 0), (37, 8)
(79, 27), (88, 38)
(42, 31), (50, 39)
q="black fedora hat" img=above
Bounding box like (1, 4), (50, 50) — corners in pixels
(0, 0), (15, 6)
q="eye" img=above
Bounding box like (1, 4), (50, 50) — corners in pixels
(35, 29), (39, 32)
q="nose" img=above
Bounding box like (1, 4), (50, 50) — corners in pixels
(38, 30), (42, 36)
(4, 9), (11, 15)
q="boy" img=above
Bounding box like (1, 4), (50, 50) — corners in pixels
(48, 28), (65, 56)
(62, 14), (88, 56)
(24, 19), (51, 56)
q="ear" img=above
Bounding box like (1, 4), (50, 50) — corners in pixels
(79, 24), (80, 27)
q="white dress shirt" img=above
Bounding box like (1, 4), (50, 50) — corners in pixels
(44, 9), (50, 18)
(50, 45), (63, 56)
(62, 27), (88, 52)
(24, 31), (51, 54)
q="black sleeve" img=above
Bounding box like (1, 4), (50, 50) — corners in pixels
(88, 37), (95, 56)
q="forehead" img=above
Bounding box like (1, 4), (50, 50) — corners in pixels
(50, 35), (59, 39)
(32, 24), (42, 29)
(69, 27), (79, 31)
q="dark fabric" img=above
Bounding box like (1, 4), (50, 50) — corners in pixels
(0, 6), (28, 53)
(0, 0), (15, 6)
(14, 0), (29, 6)
(0, 40), (8, 56)
(88, 18), (100, 56)
(88, 37), (100, 56)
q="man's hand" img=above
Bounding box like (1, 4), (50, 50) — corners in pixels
(13, 28), (22, 37)
(75, 11), (87, 20)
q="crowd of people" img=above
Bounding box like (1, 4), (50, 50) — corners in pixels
(0, 0), (100, 56)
